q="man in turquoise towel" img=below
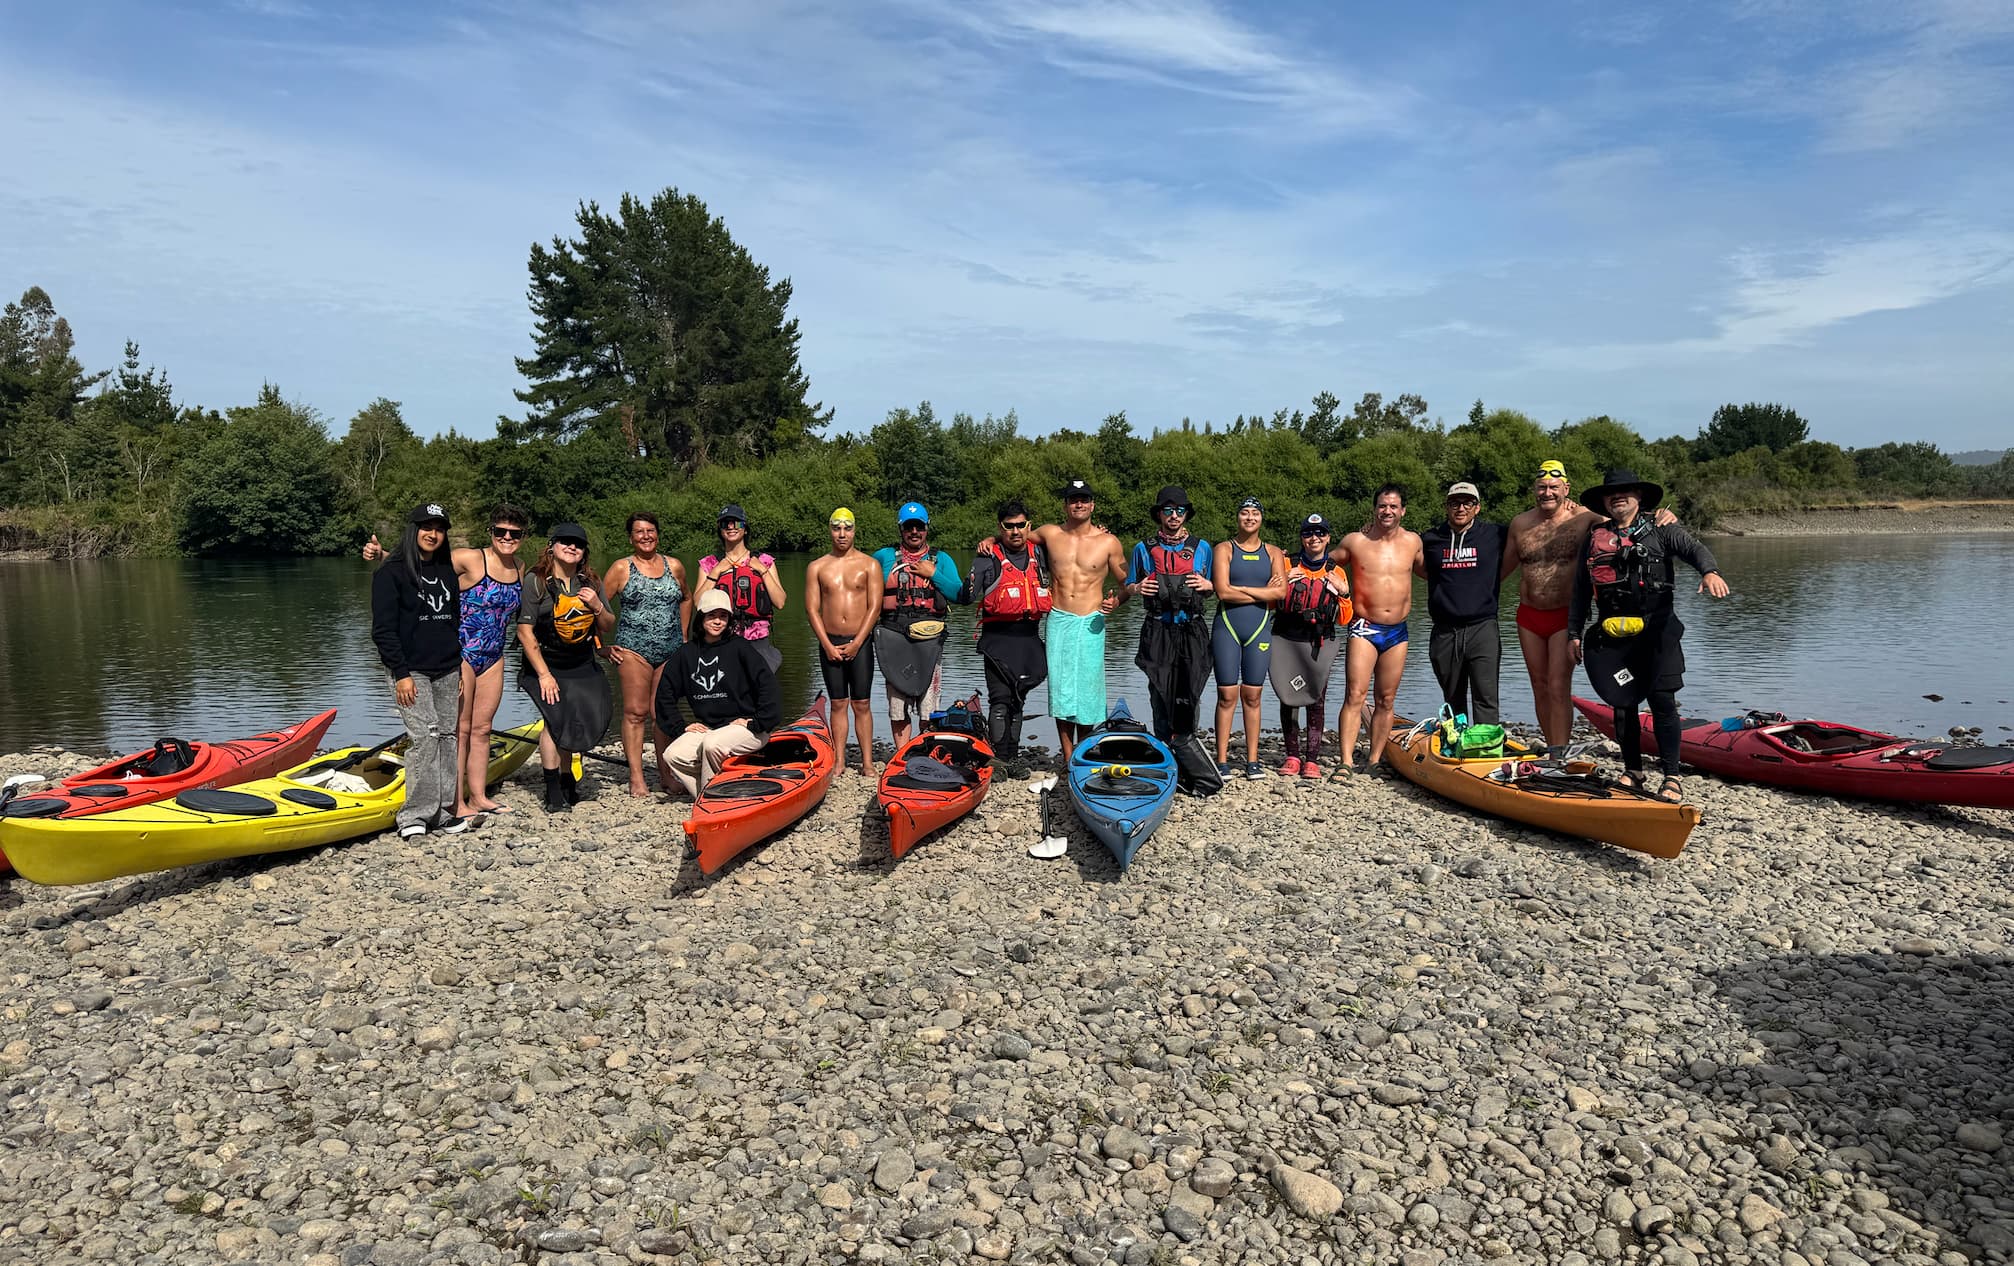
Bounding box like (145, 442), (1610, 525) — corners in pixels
(1025, 479), (1129, 753)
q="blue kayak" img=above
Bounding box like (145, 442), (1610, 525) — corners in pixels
(1067, 700), (1177, 869)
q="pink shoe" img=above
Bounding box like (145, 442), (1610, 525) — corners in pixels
(1300, 759), (1323, 779)
(1280, 757), (1302, 777)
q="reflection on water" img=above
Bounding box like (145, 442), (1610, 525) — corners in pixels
(3, 533), (2010, 757)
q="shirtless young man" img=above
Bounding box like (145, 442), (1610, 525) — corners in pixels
(1001, 479), (1129, 753)
(1330, 484), (1424, 772)
(804, 508), (883, 774)
(1504, 460), (1672, 749)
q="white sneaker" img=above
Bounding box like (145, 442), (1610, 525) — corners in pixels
(398, 824), (426, 839)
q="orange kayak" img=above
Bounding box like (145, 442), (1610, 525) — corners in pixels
(1385, 717), (1700, 859)
(879, 704), (995, 858)
(2, 709), (338, 874)
(683, 696), (836, 874)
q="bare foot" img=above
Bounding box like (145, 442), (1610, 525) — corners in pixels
(859, 762), (877, 778)
(628, 782), (652, 798)
(470, 798), (503, 813)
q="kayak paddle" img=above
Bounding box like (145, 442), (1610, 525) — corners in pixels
(1027, 776), (1067, 860)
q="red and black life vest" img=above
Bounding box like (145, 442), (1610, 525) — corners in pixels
(882, 549), (950, 621)
(1143, 537), (1205, 617)
(977, 542), (1052, 625)
(717, 558), (774, 632)
(1587, 521), (1659, 616)
(1279, 558), (1349, 638)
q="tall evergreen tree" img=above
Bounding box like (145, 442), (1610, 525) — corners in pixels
(512, 188), (830, 470)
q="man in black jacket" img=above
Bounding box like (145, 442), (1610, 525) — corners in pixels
(1419, 482), (1507, 724)
(654, 590), (783, 797)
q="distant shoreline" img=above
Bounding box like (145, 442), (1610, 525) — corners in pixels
(1708, 499), (2014, 537)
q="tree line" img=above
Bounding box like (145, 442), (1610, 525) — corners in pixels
(5, 188), (2011, 560)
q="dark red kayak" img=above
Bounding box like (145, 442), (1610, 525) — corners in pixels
(1, 710), (339, 871)
(1573, 698), (2014, 809)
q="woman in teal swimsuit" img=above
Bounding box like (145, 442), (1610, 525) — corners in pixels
(603, 512), (693, 797)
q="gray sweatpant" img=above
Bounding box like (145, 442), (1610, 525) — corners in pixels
(390, 669), (460, 832)
(1428, 619), (1500, 725)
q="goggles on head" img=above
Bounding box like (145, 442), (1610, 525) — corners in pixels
(1536, 460), (1567, 481)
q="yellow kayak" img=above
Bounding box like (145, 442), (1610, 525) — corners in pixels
(1386, 718), (1700, 859)
(3, 721), (543, 886)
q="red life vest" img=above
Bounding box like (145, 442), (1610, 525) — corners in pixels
(882, 549), (950, 620)
(1587, 521), (1656, 615)
(717, 558), (774, 632)
(1143, 537), (1206, 618)
(1280, 558), (1349, 635)
(977, 542), (1052, 624)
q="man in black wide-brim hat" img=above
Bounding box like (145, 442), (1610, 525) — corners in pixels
(1568, 469), (1731, 803)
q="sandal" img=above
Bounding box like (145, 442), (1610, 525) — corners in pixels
(1615, 771), (1648, 794)
(1655, 776), (1684, 804)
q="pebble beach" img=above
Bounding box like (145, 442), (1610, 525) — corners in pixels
(3, 731), (2011, 1266)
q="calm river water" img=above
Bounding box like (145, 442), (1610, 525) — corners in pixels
(3, 534), (2009, 757)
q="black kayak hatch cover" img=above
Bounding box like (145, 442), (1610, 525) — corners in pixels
(706, 778), (785, 800)
(280, 788), (340, 809)
(0, 797), (68, 819)
(174, 788), (279, 816)
(1924, 746), (2014, 771)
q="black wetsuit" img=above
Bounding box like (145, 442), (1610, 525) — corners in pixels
(1570, 519), (1721, 776)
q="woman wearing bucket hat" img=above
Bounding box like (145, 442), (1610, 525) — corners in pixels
(516, 522), (616, 813)
(1569, 469), (1731, 803)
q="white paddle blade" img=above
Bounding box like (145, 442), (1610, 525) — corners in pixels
(3, 773), (47, 793)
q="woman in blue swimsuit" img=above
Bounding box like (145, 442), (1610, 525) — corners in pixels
(604, 512), (692, 797)
(365, 503), (528, 817)
(1211, 497), (1287, 778)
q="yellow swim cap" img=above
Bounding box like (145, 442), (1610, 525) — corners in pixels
(1537, 459), (1567, 480)
(830, 507), (856, 526)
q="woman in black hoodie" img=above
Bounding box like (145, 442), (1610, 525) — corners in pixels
(654, 589), (782, 797)
(370, 503), (468, 838)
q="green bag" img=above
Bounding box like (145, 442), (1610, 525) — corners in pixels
(1452, 723), (1505, 760)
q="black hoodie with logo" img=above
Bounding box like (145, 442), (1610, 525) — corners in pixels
(370, 557), (461, 679)
(654, 635), (783, 735)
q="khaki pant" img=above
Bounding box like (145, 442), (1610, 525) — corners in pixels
(666, 724), (766, 797)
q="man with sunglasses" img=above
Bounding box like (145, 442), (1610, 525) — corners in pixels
(1125, 486), (1214, 744)
(964, 500), (1051, 777)
(871, 502), (967, 749)
(1505, 460), (1674, 749)
(1421, 482), (1507, 726)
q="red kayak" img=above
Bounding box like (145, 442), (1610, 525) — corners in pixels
(1573, 698), (2014, 809)
(683, 697), (836, 875)
(878, 697), (995, 859)
(1, 709), (339, 871)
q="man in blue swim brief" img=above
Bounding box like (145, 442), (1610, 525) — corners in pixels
(1330, 484), (1425, 771)
(1348, 616), (1409, 654)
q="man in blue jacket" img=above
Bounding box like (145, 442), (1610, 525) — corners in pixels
(871, 502), (968, 747)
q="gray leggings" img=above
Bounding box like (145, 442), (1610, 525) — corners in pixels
(391, 669), (460, 831)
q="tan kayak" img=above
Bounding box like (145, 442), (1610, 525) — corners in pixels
(1385, 718), (1700, 859)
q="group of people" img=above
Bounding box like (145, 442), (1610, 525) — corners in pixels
(365, 461), (1729, 832)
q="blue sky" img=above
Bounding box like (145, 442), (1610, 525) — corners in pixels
(4, 0), (2011, 450)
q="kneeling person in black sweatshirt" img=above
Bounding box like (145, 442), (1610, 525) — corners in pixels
(654, 590), (783, 797)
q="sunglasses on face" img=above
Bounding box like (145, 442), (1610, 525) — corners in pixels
(554, 540), (586, 550)
(491, 526), (524, 539)
(1301, 529), (1329, 538)
(999, 521), (1029, 530)
(901, 522), (928, 530)
(1157, 506), (1189, 517)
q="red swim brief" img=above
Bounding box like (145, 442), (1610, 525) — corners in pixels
(1515, 602), (1570, 638)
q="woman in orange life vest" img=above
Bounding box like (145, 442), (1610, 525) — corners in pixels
(1269, 513), (1352, 779)
(964, 499), (1052, 776)
(694, 504), (786, 676)
(515, 522), (616, 814)
(1569, 469), (1730, 803)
